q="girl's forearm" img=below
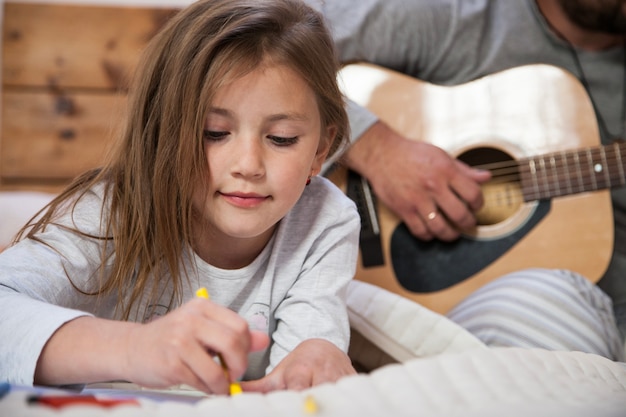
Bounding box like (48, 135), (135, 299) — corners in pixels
(34, 316), (139, 386)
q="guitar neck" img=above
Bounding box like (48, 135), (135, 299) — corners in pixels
(519, 141), (626, 201)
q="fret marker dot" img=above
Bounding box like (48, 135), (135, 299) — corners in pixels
(594, 163), (603, 173)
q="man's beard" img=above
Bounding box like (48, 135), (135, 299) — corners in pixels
(560, 0), (626, 34)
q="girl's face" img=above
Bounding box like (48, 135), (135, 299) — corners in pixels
(193, 63), (332, 258)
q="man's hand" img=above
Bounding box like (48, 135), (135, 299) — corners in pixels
(344, 121), (491, 241)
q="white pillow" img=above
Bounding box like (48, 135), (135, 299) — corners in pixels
(0, 191), (55, 248)
(346, 280), (486, 371)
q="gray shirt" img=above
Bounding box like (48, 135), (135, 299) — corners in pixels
(0, 176), (360, 385)
(309, 0), (626, 309)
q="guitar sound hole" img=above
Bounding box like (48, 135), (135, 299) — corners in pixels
(458, 147), (522, 226)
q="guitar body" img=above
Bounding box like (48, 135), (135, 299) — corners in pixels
(331, 63), (613, 314)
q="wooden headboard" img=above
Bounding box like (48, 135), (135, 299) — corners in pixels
(1, 2), (179, 192)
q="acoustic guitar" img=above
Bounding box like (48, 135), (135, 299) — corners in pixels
(329, 63), (618, 314)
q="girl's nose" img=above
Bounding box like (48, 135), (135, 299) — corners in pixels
(231, 136), (265, 179)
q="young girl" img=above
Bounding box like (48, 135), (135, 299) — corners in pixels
(0, 0), (359, 395)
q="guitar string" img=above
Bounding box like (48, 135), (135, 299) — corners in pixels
(474, 150), (625, 177)
(479, 162), (621, 197)
(470, 144), (626, 206)
(471, 146), (626, 178)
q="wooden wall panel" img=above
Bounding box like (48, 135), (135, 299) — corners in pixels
(2, 91), (126, 179)
(3, 3), (178, 90)
(1, 2), (179, 191)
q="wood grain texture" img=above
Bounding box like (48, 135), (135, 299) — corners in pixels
(3, 2), (178, 89)
(1, 2), (180, 191)
(1, 91), (126, 180)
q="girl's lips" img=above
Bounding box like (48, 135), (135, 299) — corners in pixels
(220, 192), (269, 208)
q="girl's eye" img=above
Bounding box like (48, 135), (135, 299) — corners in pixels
(203, 130), (229, 141)
(268, 135), (299, 146)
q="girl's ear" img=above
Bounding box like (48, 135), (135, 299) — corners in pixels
(310, 125), (337, 175)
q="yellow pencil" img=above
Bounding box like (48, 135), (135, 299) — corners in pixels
(195, 287), (243, 396)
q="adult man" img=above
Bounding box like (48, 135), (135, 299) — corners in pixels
(307, 0), (626, 358)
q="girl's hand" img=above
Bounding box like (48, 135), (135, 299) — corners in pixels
(241, 338), (355, 392)
(123, 298), (269, 394)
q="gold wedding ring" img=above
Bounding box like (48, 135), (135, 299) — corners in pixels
(427, 211), (437, 221)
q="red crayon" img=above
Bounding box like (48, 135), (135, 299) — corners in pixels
(27, 394), (139, 409)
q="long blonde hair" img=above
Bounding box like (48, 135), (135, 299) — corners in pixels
(15, 0), (348, 319)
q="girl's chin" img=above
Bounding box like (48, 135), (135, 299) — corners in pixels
(220, 223), (276, 240)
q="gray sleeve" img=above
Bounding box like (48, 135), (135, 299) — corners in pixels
(0, 282), (91, 385)
(267, 185), (360, 371)
(313, 0), (447, 70)
(0, 190), (114, 385)
(322, 100), (378, 172)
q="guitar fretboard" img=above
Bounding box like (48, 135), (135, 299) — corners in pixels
(519, 141), (626, 201)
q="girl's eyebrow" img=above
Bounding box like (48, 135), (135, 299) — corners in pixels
(208, 107), (310, 122)
(267, 112), (310, 122)
(207, 107), (232, 117)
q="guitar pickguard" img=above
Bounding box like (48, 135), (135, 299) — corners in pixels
(390, 201), (550, 292)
